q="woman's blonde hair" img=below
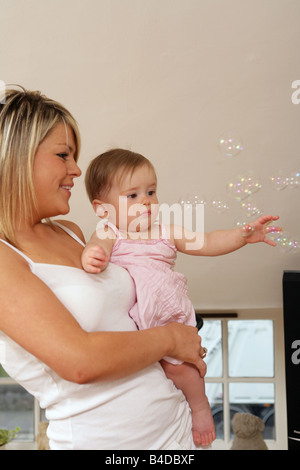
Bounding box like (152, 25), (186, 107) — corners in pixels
(0, 86), (81, 247)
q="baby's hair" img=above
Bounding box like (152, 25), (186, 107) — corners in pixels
(85, 148), (156, 201)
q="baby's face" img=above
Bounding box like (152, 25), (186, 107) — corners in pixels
(103, 164), (159, 233)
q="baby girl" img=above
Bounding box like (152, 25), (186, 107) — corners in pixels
(82, 148), (280, 447)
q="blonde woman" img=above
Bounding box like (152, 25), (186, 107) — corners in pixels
(0, 87), (206, 450)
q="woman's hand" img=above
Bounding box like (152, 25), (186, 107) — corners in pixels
(241, 215), (281, 246)
(164, 322), (207, 377)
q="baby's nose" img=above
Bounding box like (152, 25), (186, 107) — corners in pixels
(141, 195), (150, 205)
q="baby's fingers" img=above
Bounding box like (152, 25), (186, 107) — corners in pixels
(85, 264), (102, 274)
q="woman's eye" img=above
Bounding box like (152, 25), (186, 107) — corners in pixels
(57, 153), (68, 159)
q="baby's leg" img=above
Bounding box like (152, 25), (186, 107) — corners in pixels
(161, 360), (216, 447)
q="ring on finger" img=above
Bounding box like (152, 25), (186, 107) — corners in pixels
(200, 347), (207, 359)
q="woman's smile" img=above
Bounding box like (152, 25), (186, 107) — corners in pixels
(60, 184), (74, 196)
(33, 123), (81, 219)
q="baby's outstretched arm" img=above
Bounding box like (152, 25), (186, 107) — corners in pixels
(81, 229), (115, 273)
(171, 214), (281, 256)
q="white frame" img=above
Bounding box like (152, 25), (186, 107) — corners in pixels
(197, 308), (288, 450)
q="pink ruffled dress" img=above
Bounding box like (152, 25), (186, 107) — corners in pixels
(108, 223), (196, 364)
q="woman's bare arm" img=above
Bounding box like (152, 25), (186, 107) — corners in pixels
(0, 244), (205, 384)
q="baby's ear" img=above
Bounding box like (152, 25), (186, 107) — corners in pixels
(92, 199), (108, 218)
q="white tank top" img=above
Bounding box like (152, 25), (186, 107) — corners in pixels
(0, 222), (194, 450)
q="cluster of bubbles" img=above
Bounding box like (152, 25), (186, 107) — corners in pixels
(266, 231), (300, 254)
(269, 170), (300, 191)
(178, 194), (206, 213)
(210, 199), (230, 214)
(268, 170), (299, 252)
(178, 133), (299, 255)
(226, 173), (263, 226)
(178, 194), (229, 215)
(226, 173), (262, 201)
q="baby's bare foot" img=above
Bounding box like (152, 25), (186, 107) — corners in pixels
(191, 399), (216, 447)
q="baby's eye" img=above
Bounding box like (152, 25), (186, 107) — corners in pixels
(148, 190), (156, 196)
(128, 193), (137, 199)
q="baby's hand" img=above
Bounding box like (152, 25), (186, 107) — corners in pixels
(242, 215), (281, 246)
(82, 245), (109, 273)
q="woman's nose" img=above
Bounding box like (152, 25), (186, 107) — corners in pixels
(68, 158), (82, 178)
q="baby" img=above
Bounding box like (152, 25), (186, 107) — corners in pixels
(82, 148), (280, 447)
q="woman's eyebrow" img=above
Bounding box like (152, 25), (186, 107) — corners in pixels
(55, 143), (75, 152)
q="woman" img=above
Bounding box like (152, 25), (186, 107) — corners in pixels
(0, 87), (206, 450)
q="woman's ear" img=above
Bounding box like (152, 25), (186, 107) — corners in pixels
(92, 199), (108, 218)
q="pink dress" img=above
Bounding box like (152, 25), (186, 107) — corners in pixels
(108, 223), (196, 364)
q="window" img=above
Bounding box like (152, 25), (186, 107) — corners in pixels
(197, 308), (288, 450)
(0, 365), (41, 449)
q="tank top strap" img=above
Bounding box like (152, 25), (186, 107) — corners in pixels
(0, 238), (34, 265)
(52, 221), (85, 247)
(0, 222), (85, 265)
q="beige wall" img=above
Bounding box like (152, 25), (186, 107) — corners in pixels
(1, 0), (299, 309)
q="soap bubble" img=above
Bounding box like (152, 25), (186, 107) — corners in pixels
(267, 230), (295, 253)
(178, 194), (206, 210)
(178, 194), (206, 226)
(218, 134), (243, 158)
(240, 199), (262, 218)
(290, 239), (300, 254)
(277, 232), (294, 252)
(178, 195), (192, 211)
(234, 216), (255, 236)
(288, 170), (300, 189)
(210, 198), (230, 214)
(235, 216), (248, 228)
(226, 176), (247, 201)
(269, 172), (289, 191)
(266, 230), (281, 244)
(191, 194), (206, 206)
(226, 173), (262, 201)
(265, 228), (300, 254)
(178, 194), (205, 232)
(246, 174), (262, 195)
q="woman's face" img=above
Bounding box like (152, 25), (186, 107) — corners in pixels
(32, 123), (81, 221)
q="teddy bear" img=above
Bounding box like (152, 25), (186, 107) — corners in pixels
(36, 422), (50, 450)
(231, 412), (268, 450)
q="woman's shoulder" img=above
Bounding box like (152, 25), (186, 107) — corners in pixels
(0, 237), (30, 269)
